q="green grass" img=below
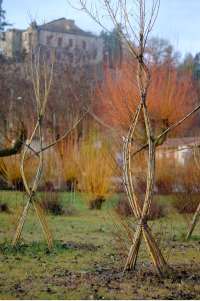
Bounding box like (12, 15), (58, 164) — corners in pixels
(0, 191), (200, 300)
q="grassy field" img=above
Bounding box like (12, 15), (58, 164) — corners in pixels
(0, 191), (200, 300)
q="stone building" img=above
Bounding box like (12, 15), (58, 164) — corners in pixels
(1, 18), (103, 64)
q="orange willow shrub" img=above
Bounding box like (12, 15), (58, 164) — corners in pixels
(77, 125), (116, 209)
(42, 148), (61, 190)
(57, 120), (80, 191)
(0, 153), (38, 190)
(94, 53), (196, 135)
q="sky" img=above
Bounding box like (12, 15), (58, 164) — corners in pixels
(2, 0), (200, 60)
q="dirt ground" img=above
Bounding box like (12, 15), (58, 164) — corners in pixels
(0, 238), (200, 300)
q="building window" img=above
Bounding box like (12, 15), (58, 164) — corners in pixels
(69, 38), (73, 47)
(82, 41), (86, 49)
(46, 50), (51, 59)
(57, 51), (61, 60)
(93, 49), (97, 59)
(29, 33), (32, 43)
(47, 36), (51, 45)
(68, 52), (73, 62)
(25, 33), (27, 40)
(83, 55), (86, 63)
(58, 37), (62, 46)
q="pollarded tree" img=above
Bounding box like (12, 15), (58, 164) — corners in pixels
(94, 50), (196, 141)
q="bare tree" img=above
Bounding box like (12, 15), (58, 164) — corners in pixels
(186, 146), (200, 239)
(70, 0), (200, 278)
(69, 0), (168, 278)
(12, 37), (91, 249)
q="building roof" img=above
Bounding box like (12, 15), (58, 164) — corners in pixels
(4, 18), (100, 38)
(7, 28), (26, 33)
(37, 18), (99, 38)
(42, 17), (71, 26)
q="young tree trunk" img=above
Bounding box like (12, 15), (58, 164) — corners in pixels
(186, 147), (200, 239)
(122, 32), (168, 278)
(186, 202), (200, 240)
(12, 45), (55, 249)
(12, 42), (91, 249)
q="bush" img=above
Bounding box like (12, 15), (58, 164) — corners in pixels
(45, 182), (54, 192)
(38, 191), (64, 215)
(65, 179), (78, 192)
(171, 193), (200, 214)
(169, 158), (200, 217)
(89, 195), (105, 210)
(58, 126), (80, 192)
(148, 200), (165, 220)
(115, 197), (132, 216)
(0, 201), (10, 213)
(156, 180), (170, 195)
(0, 154), (37, 191)
(115, 197), (165, 220)
(78, 124), (116, 209)
(155, 158), (174, 195)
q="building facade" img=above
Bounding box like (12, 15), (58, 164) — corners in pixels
(156, 137), (200, 165)
(1, 18), (103, 64)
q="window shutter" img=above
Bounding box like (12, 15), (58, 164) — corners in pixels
(69, 39), (73, 47)
(58, 37), (62, 46)
(29, 33), (32, 43)
(82, 41), (86, 49)
(57, 52), (61, 60)
(47, 36), (51, 45)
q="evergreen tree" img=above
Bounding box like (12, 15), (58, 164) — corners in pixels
(0, 0), (11, 40)
(194, 52), (200, 79)
(99, 24), (124, 67)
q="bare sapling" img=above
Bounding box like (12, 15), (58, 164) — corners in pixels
(12, 41), (55, 249)
(186, 146), (200, 239)
(185, 81), (200, 239)
(12, 32), (92, 249)
(74, 0), (168, 278)
(69, 0), (200, 278)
